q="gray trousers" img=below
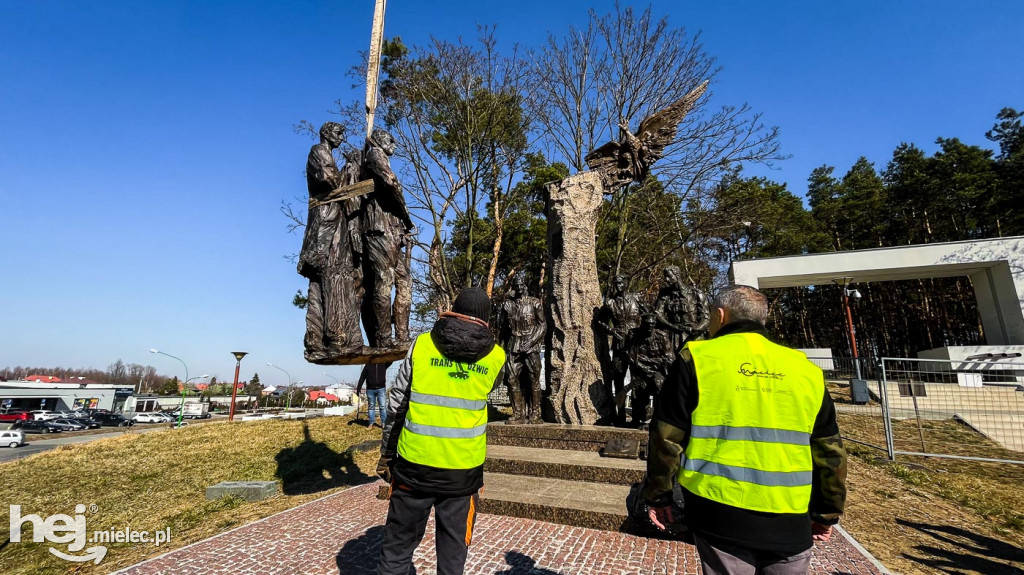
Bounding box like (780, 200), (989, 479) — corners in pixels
(376, 487), (479, 575)
(695, 534), (812, 575)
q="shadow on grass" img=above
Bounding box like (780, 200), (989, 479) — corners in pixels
(494, 550), (563, 574)
(335, 525), (417, 575)
(274, 424), (372, 495)
(897, 518), (1024, 574)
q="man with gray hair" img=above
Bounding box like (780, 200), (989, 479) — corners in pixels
(644, 285), (847, 575)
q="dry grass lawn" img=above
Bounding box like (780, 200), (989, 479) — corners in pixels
(0, 415), (380, 574)
(834, 385), (1024, 574)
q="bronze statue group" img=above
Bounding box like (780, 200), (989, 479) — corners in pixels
(298, 123), (413, 362)
(498, 266), (708, 428)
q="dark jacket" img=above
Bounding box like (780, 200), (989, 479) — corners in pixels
(643, 320), (848, 554)
(356, 363), (389, 392)
(379, 316), (501, 496)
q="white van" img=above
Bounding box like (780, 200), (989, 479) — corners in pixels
(1, 429), (25, 447)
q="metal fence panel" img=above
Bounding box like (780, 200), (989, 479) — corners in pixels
(879, 357), (1024, 464)
(815, 359), (891, 455)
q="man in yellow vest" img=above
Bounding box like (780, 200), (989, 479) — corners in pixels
(376, 287), (506, 575)
(644, 285), (847, 575)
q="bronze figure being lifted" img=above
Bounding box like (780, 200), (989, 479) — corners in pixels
(299, 124), (413, 365)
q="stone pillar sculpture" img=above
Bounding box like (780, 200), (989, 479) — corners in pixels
(546, 171), (610, 425)
(544, 80), (707, 424)
(499, 274), (546, 424)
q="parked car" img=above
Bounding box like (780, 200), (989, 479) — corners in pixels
(1, 429), (25, 447)
(154, 413), (175, 423)
(0, 410), (32, 422)
(12, 420), (63, 434)
(96, 413), (134, 427)
(51, 418), (86, 431)
(30, 410), (60, 421)
(132, 413), (164, 424)
(71, 418), (102, 429)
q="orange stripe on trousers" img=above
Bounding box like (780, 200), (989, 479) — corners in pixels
(465, 495), (476, 546)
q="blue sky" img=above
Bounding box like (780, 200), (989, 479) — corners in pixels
(1, 1), (1021, 386)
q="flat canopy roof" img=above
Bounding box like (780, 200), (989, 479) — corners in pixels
(729, 236), (1024, 345)
(730, 237), (1024, 288)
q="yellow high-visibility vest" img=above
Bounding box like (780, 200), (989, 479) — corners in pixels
(398, 333), (506, 469)
(679, 332), (824, 514)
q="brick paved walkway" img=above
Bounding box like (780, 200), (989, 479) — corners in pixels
(118, 484), (886, 575)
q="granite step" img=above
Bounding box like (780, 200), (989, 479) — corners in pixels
(480, 472), (632, 532)
(486, 422), (647, 453)
(485, 444), (645, 485)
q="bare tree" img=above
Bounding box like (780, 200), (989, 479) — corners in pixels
(531, 4), (784, 280)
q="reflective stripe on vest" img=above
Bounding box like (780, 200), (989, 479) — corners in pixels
(398, 333), (506, 470)
(679, 332), (824, 514)
(410, 391), (487, 412)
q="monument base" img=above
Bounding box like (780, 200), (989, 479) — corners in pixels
(482, 423), (689, 540)
(305, 344), (410, 365)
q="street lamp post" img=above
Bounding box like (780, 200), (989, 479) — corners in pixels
(833, 279), (863, 380)
(267, 362), (292, 411)
(229, 352), (248, 422)
(184, 375), (211, 425)
(151, 348), (196, 428)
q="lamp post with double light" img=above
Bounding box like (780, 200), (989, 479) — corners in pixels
(151, 348), (197, 427)
(267, 362), (292, 410)
(229, 352), (248, 422)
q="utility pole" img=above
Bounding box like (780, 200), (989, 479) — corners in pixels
(365, 0), (387, 136)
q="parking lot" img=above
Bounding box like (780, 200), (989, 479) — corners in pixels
(0, 408), (327, 461)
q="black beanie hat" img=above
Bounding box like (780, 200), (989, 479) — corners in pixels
(452, 287), (491, 322)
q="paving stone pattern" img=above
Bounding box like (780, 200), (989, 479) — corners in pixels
(118, 484), (884, 575)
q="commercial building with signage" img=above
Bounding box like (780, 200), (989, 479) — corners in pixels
(0, 380), (135, 413)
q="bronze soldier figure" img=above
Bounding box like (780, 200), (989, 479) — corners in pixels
(499, 275), (546, 424)
(654, 265), (709, 353)
(625, 314), (675, 428)
(298, 122), (363, 358)
(596, 275), (644, 426)
(360, 129), (414, 349)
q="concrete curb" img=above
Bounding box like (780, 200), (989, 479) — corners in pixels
(835, 525), (892, 574)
